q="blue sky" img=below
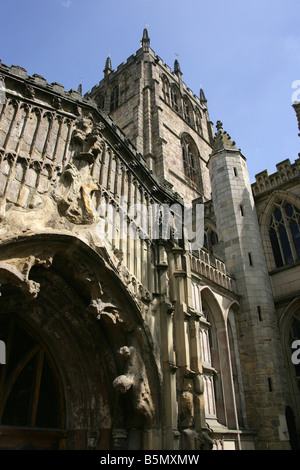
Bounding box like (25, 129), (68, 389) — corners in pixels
(1, 0), (299, 182)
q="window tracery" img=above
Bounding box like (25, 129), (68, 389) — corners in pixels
(183, 97), (192, 125)
(203, 227), (218, 253)
(171, 85), (180, 113)
(162, 76), (170, 104)
(269, 200), (300, 268)
(194, 108), (203, 136)
(181, 134), (201, 187)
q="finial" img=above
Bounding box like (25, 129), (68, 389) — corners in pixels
(174, 59), (182, 76)
(77, 83), (82, 95)
(103, 56), (112, 78)
(200, 88), (207, 103)
(216, 120), (223, 131)
(141, 28), (150, 52)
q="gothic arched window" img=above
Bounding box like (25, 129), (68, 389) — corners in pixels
(269, 200), (300, 268)
(162, 76), (170, 104)
(171, 85), (180, 113)
(203, 227), (218, 253)
(110, 85), (119, 113)
(183, 97), (192, 125)
(181, 134), (201, 188)
(97, 94), (105, 111)
(194, 108), (203, 136)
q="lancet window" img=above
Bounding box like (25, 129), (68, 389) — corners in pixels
(181, 134), (201, 187)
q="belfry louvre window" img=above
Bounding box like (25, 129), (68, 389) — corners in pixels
(269, 201), (300, 268)
(183, 97), (192, 124)
(181, 135), (201, 187)
(110, 85), (119, 112)
(162, 77), (170, 104)
(171, 85), (180, 113)
(194, 109), (203, 136)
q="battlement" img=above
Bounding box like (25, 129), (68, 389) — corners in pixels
(87, 45), (205, 111)
(252, 157), (300, 197)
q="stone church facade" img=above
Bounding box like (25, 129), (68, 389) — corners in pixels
(0, 30), (299, 450)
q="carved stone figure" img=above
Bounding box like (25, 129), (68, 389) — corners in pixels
(113, 345), (154, 424)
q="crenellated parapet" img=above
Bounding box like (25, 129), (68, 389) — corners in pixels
(252, 157), (300, 197)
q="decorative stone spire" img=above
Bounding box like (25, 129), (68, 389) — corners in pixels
(141, 28), (150, 53)
(200, 88), (207, 103)
(77, 83), (82, 95)
(103, 56), (112, 78)
(211, 121), (238, 154)
(174, 59), (182, 77)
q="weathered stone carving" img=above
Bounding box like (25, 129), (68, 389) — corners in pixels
(24, 84), (35, 99)
(56, 162), (100, 224)
(0, 260), (40, 299)
(113, 345), (154, 424)
(198, 427), (214, 450)
(72, 116), (105, 163)
(55, 117), (106, 224)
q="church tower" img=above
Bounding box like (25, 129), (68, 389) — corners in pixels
(208, 121), (290, 449)
(87, 29), (214, 204)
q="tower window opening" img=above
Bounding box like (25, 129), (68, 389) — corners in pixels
(268, 377), (273, 392)
(181, 134), (202, 189)
(110, 85), (119, 113)
(257, 306), (263, 321)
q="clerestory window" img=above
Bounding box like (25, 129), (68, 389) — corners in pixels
(203, 227), (218, 254)
(269, 201), (300, 268)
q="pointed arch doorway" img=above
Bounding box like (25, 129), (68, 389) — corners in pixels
(0, 315), (66, 449)
(0, 234), (162, 450)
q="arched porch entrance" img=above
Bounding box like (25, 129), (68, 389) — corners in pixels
(0, 234), (162, 450)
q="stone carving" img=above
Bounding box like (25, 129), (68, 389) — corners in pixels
(113, 345), (154, 424)
(55, 117), (106, 224)
(56, 162), (100, 224)
(0, 259), (40, 299)
(179, 386), (194, 427)
(199, 428), (214, 450)
(72, 116), (105, 163)
(24, 84), (35, 99)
